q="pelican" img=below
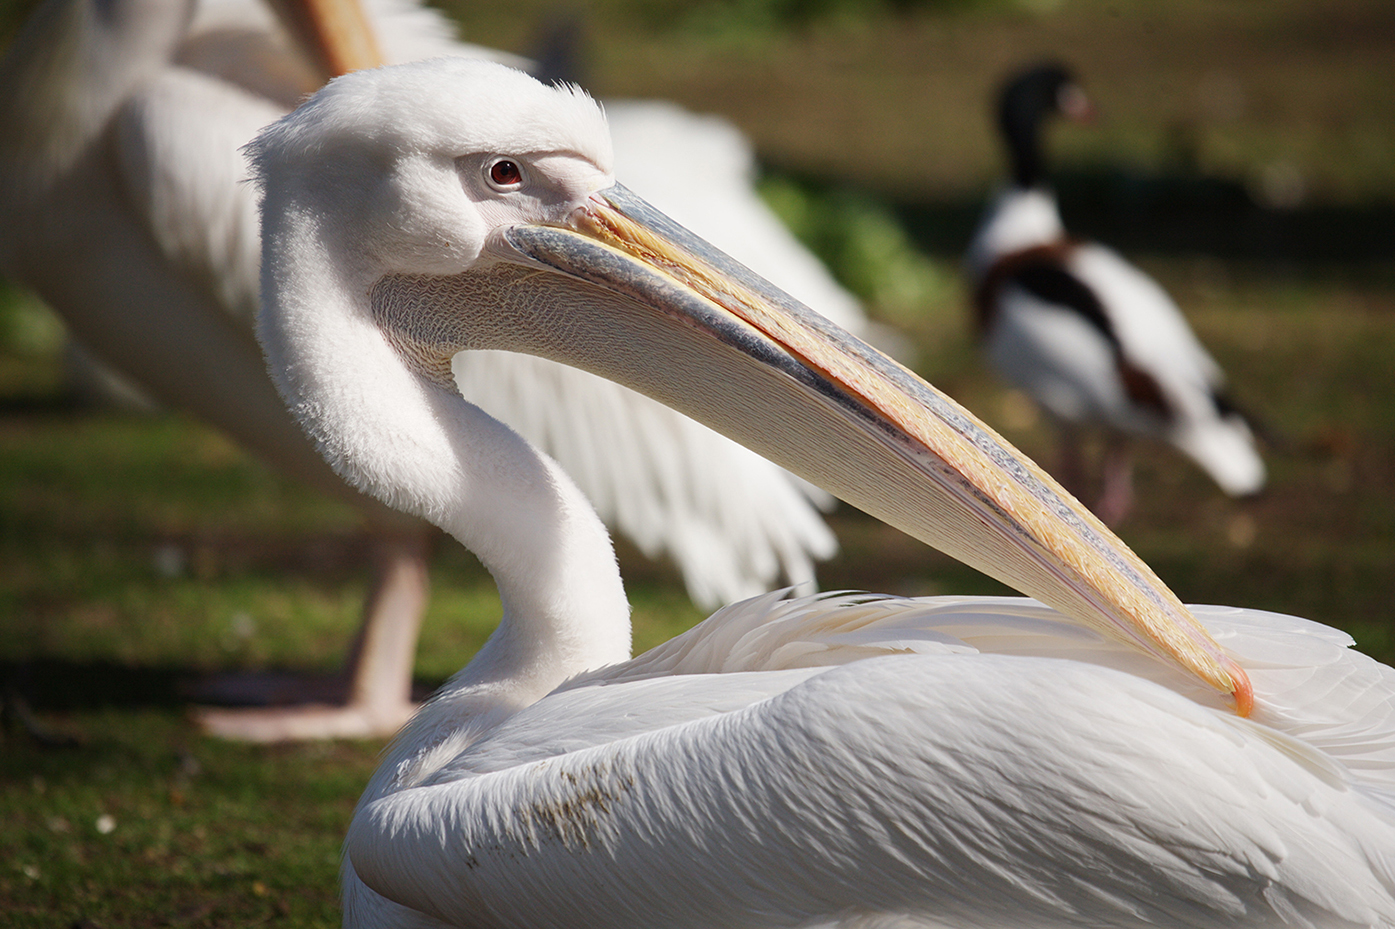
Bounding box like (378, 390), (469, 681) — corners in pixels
(967, 63), (1265, 524)
(249, 58), (1395, 927)
(0, 0), (865, 739)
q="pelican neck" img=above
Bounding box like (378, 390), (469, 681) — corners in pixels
(257, 192), (633, 697)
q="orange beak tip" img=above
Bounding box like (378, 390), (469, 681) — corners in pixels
(1226, 658), (1255, 718)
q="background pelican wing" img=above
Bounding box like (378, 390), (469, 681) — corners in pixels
(2, 0), (851, 613)
(453, 352), (834, 605)
(114, 66), (281, 326)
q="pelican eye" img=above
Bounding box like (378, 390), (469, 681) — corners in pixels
(487, 159), (524, 190)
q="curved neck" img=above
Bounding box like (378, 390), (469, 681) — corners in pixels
(999, 99), (1050, 190)
(259, 198), (632, 700)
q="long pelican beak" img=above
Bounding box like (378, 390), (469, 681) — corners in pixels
(380, 182), (1252, 715)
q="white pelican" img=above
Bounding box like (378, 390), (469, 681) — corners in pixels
(0, 0), (866, 739)
(249, 58), (1395, 927)
(967, 63), (1265, 524)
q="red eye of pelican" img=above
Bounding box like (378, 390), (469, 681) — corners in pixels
(489, 159), (522, 187)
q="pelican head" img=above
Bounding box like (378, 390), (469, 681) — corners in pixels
(249, 57), (1251, 714)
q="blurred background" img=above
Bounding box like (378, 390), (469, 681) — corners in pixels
(1, 0), (1392, 923)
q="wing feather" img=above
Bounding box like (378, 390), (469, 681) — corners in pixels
(349, 626), (1395, 928)
(452, 351), (836, 607)
(115, 66), (280, 324)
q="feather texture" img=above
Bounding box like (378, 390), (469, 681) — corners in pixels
(348, 596), (1395, 929)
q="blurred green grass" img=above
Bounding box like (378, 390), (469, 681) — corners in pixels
(2, 0), (1394, 925)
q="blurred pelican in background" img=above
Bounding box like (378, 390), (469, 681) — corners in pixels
(0, 0), (877, 740)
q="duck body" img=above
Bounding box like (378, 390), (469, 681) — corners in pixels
(970, 187), (1264, 497)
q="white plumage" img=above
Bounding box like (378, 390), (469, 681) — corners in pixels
(249, 58), (1394, 928)
(967, 64), (1265, 523)
(348, 599), (1395, 929)
(0, 0), (864, 738)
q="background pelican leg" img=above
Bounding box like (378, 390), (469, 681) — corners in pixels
(195, 532), (431, 742)
(1096, 436), (1135, 526)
